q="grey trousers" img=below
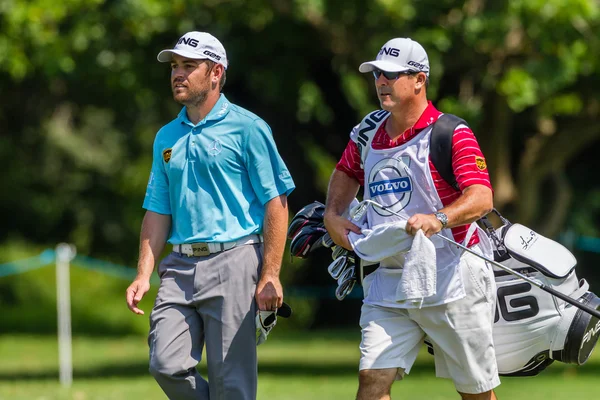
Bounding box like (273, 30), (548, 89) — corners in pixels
(148, 243), (262, 400)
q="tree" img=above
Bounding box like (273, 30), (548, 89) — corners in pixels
(1, 0), (599, 328)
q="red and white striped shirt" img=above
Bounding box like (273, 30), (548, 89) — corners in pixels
(336, 102), (492, 246)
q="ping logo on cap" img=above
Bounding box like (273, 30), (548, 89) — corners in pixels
(177, 37), (199, 48)
(379, 47), (400, 57)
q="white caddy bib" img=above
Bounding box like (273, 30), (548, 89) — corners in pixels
(359, 125), (480, 308)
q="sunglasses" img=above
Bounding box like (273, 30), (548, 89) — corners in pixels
(372, 69), (416, 80)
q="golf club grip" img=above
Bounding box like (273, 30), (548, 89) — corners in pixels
(540, 283), (600, 319)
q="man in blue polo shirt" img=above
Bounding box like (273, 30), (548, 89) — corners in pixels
(125, 31), (295, 400)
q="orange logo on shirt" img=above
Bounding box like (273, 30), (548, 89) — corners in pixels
(475, 156), (487, 171)
(163, 148), (172, 163)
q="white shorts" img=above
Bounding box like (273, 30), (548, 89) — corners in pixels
(359, 250), (501, 394)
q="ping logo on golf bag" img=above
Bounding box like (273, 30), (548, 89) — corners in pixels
(367, 156), (413, 215)
(178, 37), (199, 47)
(379, 47), (400, 57)
(494, 282), (540, 323)
(582, 319), (600, 347)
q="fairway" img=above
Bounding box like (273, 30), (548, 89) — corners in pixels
(0, 331), (598, 399)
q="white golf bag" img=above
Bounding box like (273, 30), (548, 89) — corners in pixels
(482, 217), (600, 376)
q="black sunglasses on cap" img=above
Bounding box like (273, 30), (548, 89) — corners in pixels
(372, 68), (417, 80)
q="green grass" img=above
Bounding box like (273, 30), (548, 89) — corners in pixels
(0, 331), (598, 399)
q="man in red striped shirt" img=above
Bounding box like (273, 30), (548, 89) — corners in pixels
(324, 38), (500, 400)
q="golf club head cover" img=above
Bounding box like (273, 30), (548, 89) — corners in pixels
(289, 224), (328, 258)
(287, 201), (325, 239)
(288, 201), (328, 258)
(255, 302), (293, 345)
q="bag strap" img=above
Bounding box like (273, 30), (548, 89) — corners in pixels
(429, 113), (467, 191)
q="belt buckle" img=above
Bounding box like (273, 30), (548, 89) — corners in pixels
(192, 243), (211, 257)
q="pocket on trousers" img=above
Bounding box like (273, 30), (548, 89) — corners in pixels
(464, 255), (493, 304)
(156, 253), (177, 279)
(254, 244), (264, 283)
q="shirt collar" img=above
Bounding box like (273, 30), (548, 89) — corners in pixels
(414, 101), (442, 130)
(177, 94), (231, 127)
(383, 101), (442, 145)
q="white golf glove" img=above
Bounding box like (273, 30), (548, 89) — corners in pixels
(255, 302), (292, 345)
(256, 310), (277, 345)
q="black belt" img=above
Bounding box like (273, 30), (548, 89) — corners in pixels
(358, 262), (380, 284)
(362, 263), (379, 277)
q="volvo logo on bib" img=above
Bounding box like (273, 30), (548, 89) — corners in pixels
(368, 156), (413, 215)
(369, 178), (411, 196)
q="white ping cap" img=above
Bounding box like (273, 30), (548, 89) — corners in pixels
(359, 38), (429, 77)
(157, 31), (228, 69)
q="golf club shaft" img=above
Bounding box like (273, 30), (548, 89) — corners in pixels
(361, 200), (600, 320)
(434, 229), (600, 320)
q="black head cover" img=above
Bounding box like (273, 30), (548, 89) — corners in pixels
(287, 201), (326, 239)
(290, 224), (328, 258)
(288, 201), (328, 258)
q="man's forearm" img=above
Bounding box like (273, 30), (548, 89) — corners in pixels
(441, 184), (493, 228)
(137, 211), (171, 280)
(261, 195), (289, 278)
(325, 169), (361, 217)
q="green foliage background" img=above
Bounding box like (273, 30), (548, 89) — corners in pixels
(1, 0), (600, 331)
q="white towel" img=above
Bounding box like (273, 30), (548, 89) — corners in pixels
(395, 230), (437, 305)
(349, 221), (413, 262)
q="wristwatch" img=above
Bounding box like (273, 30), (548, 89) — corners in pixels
(434, 212), (448, 229)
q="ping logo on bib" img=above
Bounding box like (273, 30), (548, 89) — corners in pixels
(368, 156), (413, 215)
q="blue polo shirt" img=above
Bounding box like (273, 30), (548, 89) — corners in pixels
(143, 94), (295, 244)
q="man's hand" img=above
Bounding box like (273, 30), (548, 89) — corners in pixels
(255, 275), (283, 311)
(406, 213), (443, 237)
(323, 213), (362, 250)
(126, 278), (151, 315)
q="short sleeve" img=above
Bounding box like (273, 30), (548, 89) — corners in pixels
(451, 125), (492, 191)
(244, 119), (295, 204)
(335, 124), (364, 185)
(142, 136), (172, 214)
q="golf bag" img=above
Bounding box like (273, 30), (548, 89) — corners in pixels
(477, 213), (600, 376)
(287, 202), (600, 376)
